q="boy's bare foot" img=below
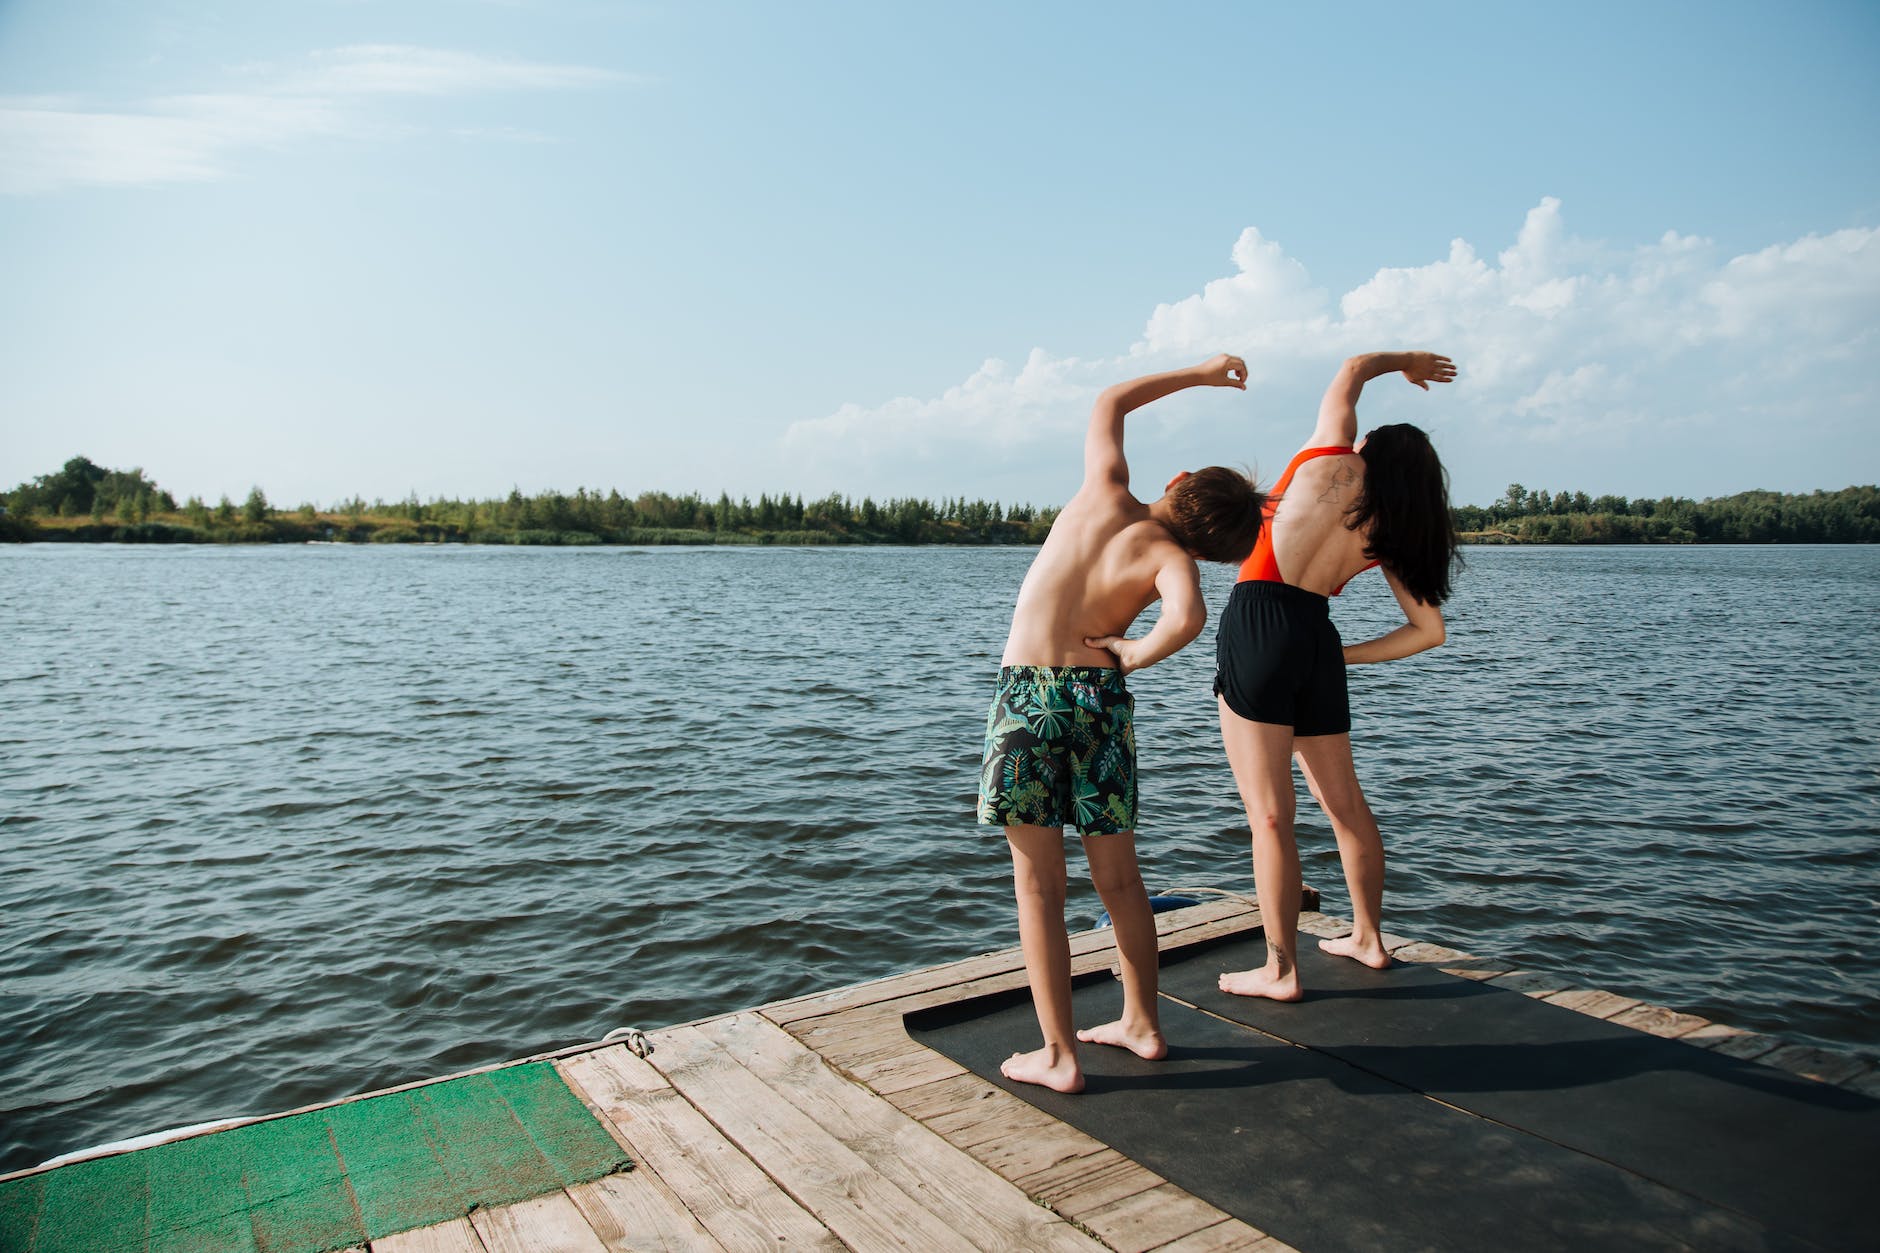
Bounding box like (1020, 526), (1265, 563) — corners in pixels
(1000, 1043), (1085, 1093)
(1319, 933), (1392, 969)
(1076, 1019), (1168, 1060)
(1219, 966), (1304, 1002)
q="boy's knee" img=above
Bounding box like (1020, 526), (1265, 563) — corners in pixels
(1090, 864), (1144, 901)
(1012, 866), (1068, 905)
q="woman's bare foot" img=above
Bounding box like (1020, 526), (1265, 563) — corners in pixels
(1319, 933), (1392, 969)
(1000, 1043), (1085, 1093)
(1218, 966), (1303, 1002)
(1075, 1019), (1168, 1060)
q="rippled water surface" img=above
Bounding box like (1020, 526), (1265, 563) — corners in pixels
(2, 543), (1876, 1171)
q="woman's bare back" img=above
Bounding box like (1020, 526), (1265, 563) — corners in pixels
(1264, 453), (1375, 597)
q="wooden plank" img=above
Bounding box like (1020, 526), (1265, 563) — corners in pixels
(1541, 988), (1642, 1019)
(848, 1048), (972, 1097)
(1442, 961), (1512, 982)
(699, 1012), (1102, 1251)
(1841, 1067), (1880, 1099)
(791, 1005), (920, 1059)
(557, 1050), (842, 1253)
(789, 1007), (971, 1095)
(998, 1123), (1125, 1196)
(1698, 1031), (1786, 1061)
(1678, 1021), (1754, 1048)
(882, 1070), (1001, 1125)
(878, 1068), (1170, 1221)
(1320, 919), (1510, 981)
(1149, 1220), (1293, 1252)
(1075, 1182), (1232, 1253)
(566, 1171), (727, 1252)
(470, 1191), (609, 1253)
(1758, 1043), (1874, 1086)
(1487, 970), (1573, 998)
(373, 1219), (487, 1253)
(1607, 1002), (1710, 1039)
(1293, 915), (1412, 953)
(647, 1024), (982, 1251)
(1390, 941), (1472, 964)
(919, 1083), (1070, 1151)
(1017, 1146), (1163, 1220)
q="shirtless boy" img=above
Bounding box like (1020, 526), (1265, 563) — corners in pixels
(977, 354), (1266, 1093)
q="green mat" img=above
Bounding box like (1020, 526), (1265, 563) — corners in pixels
(0, 1061), (632, 1253)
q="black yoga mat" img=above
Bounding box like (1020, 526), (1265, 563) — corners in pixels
(907, 974), (1793, 1253)
(1156, 933), (1880, 1252)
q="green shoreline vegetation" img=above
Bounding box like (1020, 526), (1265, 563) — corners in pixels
(3, 456), (1877, 547)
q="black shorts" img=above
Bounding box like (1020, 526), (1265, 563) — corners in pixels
(1213, 581), (1350, 736)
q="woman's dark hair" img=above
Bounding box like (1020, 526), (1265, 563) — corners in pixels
(1164, 466), (1268, 564)
(1349, 424), (1461, 606)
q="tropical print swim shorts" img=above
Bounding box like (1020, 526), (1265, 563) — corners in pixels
(976, 665), (1137, 836)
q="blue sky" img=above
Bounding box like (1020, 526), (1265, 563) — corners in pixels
(2, 1), (1876, 510)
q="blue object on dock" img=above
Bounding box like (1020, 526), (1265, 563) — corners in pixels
(1093, 894), (1200, 929)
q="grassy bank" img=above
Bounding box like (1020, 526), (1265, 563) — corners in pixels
(0, 511), (1043, 547)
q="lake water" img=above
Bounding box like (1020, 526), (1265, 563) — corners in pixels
(2, 543), (1876, 1173)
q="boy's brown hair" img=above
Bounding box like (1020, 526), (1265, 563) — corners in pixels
(1162, 466), (1267, 563)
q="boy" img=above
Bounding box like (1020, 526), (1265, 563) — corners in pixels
(977, 353), (1265, 1092)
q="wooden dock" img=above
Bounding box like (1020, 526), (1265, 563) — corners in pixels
(388, 897), (1293, 1253)
(7, 895), (1877, 1252)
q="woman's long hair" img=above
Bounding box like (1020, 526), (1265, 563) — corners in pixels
(1349, 424), (1461, 606)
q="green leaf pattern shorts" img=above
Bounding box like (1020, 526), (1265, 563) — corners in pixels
(976, 665), (1137, 836)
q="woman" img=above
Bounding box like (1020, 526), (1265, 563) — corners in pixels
(1213, 350), (1461, 1001)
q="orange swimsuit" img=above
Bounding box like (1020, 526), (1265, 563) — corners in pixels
(1237, 446), (1378, 594)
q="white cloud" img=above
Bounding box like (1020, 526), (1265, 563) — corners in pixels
(784, 348), (1097, 461)
(0, 47), (625, 194)
(783, 199), (1880, 500)
(1136, 226), (1330, 360)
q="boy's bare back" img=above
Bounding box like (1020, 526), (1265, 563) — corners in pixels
(1002, 490), (1190, 668)
(1000, 354), (1254, 675)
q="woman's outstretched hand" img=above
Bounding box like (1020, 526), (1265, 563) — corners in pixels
(1400, 353), (1457, 391)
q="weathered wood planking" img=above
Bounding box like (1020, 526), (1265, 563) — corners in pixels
(695, 1012), (1101, 1251)
(470, 1191), (610, 1253)
(568, 1170), (728, 1251)
(646, 1022), (1012, 1251)
(372, 1219), (486, 1253)
(558, 1048), (843, 1252)
(754, 898), (1289, 1251)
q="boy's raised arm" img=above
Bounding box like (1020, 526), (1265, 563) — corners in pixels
(1085, 354), (1247, 489)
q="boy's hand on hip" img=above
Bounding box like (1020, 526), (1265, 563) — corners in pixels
(1085, 635), (1146, 674)
(1196, 354), (1247, 390)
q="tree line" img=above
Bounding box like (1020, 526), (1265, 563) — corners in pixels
(0, 457), (1059, 545)
(1457, 483), (1880, 544)
(3, 456), (1876, 545)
